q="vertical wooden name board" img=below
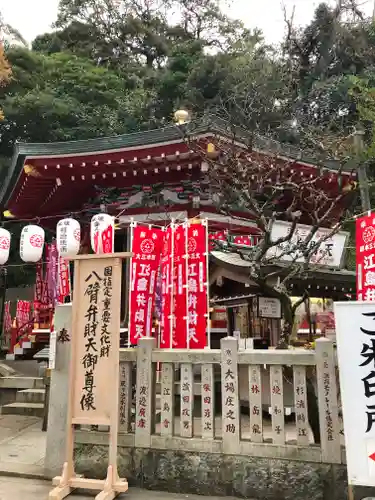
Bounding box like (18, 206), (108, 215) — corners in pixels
(49, 253), (131, 500)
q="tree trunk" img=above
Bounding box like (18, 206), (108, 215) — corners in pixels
(276, 292), (320, 443)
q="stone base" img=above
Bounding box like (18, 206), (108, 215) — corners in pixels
(74, 444), (348, 500)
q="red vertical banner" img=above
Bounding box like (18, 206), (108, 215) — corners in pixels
(129, 224), (163, 344)
(4, 301), (11, 333)
(102, 225), (114, 253)
(16, 300), (31, 332)
(160, 226), (173, 348)
(187, 221), (209, 348)
(172, 223), (188, 348)
(58, 256), (71, 303)
(356, 213), (375, 301)
(16, 300), (23, 328)
(34, 262), (43, 322)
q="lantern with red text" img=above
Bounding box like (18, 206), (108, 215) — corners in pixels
(90, 213), (114, 254)
(56, 218), (81, 258)
(20, 225), (45, 263)
(0, 228), (11, 265)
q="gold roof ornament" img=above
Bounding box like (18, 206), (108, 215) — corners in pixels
(206, 142), (218, 159)
(342, 181), (357, 192)
(189, 217), (201, 224)
(23, 164), (41, 177)
(3, 210), (14, 218)
(174, 109), (189, 125)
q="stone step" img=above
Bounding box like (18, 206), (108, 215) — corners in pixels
(1, 402), (44, 418)
(0, 376), (44, 390)
(16, 388), (45, 404)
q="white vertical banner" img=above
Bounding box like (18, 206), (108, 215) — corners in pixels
(49, 330), (57, 370)
(335, 301), (375, 486)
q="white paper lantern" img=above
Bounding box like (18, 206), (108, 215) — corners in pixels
(0, 228), (11, 265)
(90, 213), (115, 254)
(20, 225), (45, 263)
(56, 218), (81, 258)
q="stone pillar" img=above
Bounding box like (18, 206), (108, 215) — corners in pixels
(44, 304), (72, 479)
(221, 337), (240, 454)
(315, 337), (341, 463)
(134, 337), (156, 448)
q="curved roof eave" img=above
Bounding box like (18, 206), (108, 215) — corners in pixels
(0, 114), (351, 211)
(210, 250), (355, 283)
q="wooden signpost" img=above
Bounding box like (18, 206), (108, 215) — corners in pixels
(49, 253), (131, 500)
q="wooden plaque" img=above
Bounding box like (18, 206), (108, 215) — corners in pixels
(49, 253), (131, 500)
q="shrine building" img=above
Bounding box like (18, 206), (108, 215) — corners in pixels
(0, 115), (356, 351)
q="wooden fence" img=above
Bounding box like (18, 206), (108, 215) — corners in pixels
(75, 336), (344, 465)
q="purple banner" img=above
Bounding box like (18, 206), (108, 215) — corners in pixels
(46, 241), (58, 307)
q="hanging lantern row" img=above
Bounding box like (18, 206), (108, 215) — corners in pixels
(0, 213), (115, 265)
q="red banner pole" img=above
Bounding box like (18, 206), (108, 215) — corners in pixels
(184, 220), (190, 349)
(203, 218), (211, 348)
(128, 219), (135, 347)
(169, 221), (175, 349)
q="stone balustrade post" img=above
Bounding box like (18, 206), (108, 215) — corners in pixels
(44, 304), (72, 478)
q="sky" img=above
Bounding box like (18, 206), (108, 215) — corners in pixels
(0, 0), (374, 45)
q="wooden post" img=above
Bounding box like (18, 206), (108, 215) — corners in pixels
(221, 337), (240, 453)
(201, 364), (215, 439)
(180, 363), (194, 437)
(118, 361), (133, 434)
(249, 365), (263, 443)
(134, 336), (156, 448)
(293, 366), (309, 445)
(49, 253), (130, 500)
(315, 337), (341, 463)
(160, 362), (175, 436)
(270, 365), (285, 444)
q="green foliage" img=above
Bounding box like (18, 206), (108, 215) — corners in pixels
(0, 47), (154, 158)
(2, 0), (375, 286)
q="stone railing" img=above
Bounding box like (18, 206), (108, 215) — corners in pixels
(44, 305), (345, 497)
(109, 336), (342, 464)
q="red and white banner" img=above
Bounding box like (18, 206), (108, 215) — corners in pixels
(356, 213), (375, 300)
(160, 226), (173, 348)
(16, 300), (31, 330)
(58, 256), (71, 303)
(208, 230), (226, 251)
(172, 223), (188, 348)
(187, 221), (209, 348)
(34, 262), (44, 321)
(4, 301), (11, 333)
(91, 214), (115, 254)
(46, 242), (58, 307)
(128, 224), (163, 345)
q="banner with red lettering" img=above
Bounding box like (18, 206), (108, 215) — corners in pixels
(46, 242), (58, 307)
(4, 301), (11, 333)
(208, 230), (226, 251)
(129, 224), (163, 344)
(160, 226), (173, 348)
(58, 256), (71, 303)
(356, 213), (375, 300)
(16, 300), (31, 331)
(101, 224), (114, 253)
(34, 262), (43, 322)
(172, 223), (188, 348)
(187, 221), (209, 348)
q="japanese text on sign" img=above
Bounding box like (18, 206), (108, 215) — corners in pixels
(186, 222), (209, 349)
(129, 225), (163, 345)
(356, 213), (375, 301)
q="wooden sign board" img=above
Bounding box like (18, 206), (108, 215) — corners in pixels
(49, 253), (131, 500)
